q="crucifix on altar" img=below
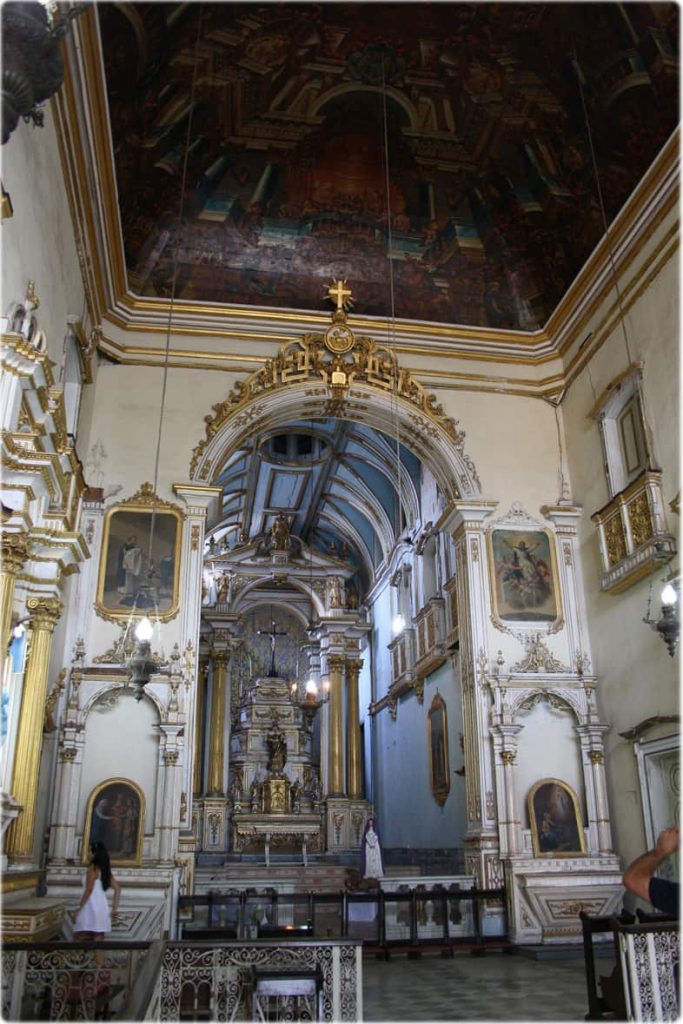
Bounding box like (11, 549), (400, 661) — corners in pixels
(256, 620), (288, 677)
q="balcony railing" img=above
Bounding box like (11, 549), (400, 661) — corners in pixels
(1, 941), (155, 1021)
(591, 471), (676, 593)
(413, 598), (447, 679)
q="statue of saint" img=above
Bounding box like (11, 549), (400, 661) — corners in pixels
(267, 730), (287, 774)
(271, 514), (290, 552)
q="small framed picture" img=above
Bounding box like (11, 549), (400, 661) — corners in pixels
(96, 484), (183, 622)
(528, 779), (586, 858)
(428, 693), (450, 807)
(83, 778), (145, 866)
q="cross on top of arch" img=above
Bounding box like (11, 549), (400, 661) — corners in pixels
(189, 281), (480, 492)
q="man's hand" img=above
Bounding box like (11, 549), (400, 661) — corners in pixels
(655, 827), (679, 858)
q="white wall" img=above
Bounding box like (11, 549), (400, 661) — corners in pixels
(1, 112), (85, 371)
(79, 690), (159, 838)
(562, 247), (679, 869)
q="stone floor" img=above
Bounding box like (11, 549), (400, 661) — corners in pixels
(362, 950), (595, 1021)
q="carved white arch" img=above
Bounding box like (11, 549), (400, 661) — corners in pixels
(511, 687), (583, 723)
(192, 381), (479, 507)
(82, 680), (164, 720)
(233, 578), (325, 621)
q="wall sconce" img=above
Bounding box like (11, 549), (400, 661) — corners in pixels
(126, 616), (158, 701)
(644, 576), (679, 657)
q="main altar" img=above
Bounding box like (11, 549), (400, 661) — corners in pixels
(227, 674), (326, 861)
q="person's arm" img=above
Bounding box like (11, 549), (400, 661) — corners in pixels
(111, 875), (121, 915)
(623, 827), (679, 902)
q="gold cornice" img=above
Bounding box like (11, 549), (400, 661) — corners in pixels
(547, 129), (679, 339)
(562, 232), (678, 394)
(556, 189), (679, 361)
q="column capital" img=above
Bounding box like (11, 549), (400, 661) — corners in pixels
(327, 653), (346, 672)
(345, 657), (363, 676)
(211, 648), (231, 668)
(1, 532), (32, 574)
(437, 500), (498, 537)
(26, 595), (63, 631)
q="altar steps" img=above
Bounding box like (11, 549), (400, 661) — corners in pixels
(194, 862), (351, 894)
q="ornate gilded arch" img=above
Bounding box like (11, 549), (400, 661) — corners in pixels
(189, 281), (481, 499)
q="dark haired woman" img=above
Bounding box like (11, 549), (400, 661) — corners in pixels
(73, 842), (121, 940)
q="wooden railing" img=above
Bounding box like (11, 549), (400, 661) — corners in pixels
(176, 885), (508, 954)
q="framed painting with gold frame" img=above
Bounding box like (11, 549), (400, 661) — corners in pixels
(83, 778), (145, 866)
(487, 527), (561, 626)
(528, 778), (587, 858)
(96, 483), (183, 622)
(428, 692), (450, 807)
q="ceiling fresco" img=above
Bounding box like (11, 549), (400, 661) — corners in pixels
(99, 2), (678, 331)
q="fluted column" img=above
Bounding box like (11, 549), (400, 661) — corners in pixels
(7, 595), (62, 860)
(346, 657), (363, 799)
(0, 533), (31, 649)
(193, 657), (208, 796)
(207, 648), (229, 796)
(327, 654), (345, 797)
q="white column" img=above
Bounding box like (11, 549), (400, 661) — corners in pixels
(541, 505), (591, 672)
(172, 484), (221, 830)
(577, 723), (612, 854)
(158, 723), (184, 863)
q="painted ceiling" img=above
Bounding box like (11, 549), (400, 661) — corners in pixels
(99, 2), (678, 332)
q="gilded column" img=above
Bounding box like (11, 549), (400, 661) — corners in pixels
(346, 658), (363, 799)
(207, 649), (229, 796)
(327, 654), (345, 797)
(0, 533), (31, 649)
(193, 657), (208, 796)
(7, 595), (62, 860)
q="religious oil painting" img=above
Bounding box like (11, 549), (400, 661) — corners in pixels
(489, 528), (560, 624)
(528, 779), (587, 858)
(83, 779), (144, 866)
(428, 693), (450, 807)
(97, 489), (182, 622)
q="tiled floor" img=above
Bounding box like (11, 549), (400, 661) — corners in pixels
(362, 951), (591, 1021)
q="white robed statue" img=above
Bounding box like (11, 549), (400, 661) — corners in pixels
(360, 817), (384, 879)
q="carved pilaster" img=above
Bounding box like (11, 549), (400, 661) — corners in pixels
(207, 648), (230, 795)
(327, 654), (345, 798)
(346, 658), (363, 799)
(0, 532), (31, 648)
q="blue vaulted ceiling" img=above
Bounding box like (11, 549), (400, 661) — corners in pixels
(211, 419), (420, 596)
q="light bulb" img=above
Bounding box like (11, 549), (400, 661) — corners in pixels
(661, 583), (677, 606)
(305, 678), (318, 697)
(392, 613), (405, 635)
(135, 616), (154, 642)
(321, 678), (330, 693)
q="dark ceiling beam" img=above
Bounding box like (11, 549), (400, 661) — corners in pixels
(300, 420), (350, 545)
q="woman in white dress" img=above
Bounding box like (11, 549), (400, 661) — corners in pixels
(73, 842), (121, 940)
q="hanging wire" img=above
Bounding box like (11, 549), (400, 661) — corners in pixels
(123, 7), (204, 653)
(573, 41), (660, 469)
(380, 52), (404, 543)
(573, 46), (633, 366)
